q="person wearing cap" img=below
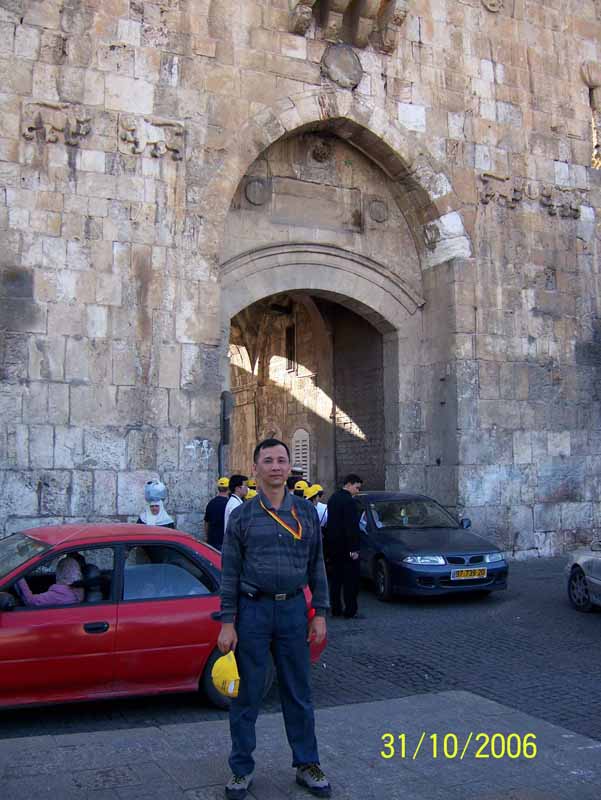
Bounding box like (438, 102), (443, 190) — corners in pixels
(204, 477), (230, 550)
(304, 484), (327, 528)
(223, 474), (248, 534)
(137, 480), (175, 528)
(244, 488), (257, 501)
(218, 438), (331, 800)
(246, 478), (257, 492)
(293, 479), (309, 498)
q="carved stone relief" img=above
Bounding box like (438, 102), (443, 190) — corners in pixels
(321, 43), (363, 90)
(22, 102), (91, 145)
(479, 173), (582, 218)
(288, 0), (409, 54)
(482, 0), (503, 11)
(119, 114), (185, 160)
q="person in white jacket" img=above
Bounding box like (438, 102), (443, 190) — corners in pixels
(304, 484), (328, 528)
(224, 474), (248, 532)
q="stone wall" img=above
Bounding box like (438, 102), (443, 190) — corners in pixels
(0, 0), (600, 555)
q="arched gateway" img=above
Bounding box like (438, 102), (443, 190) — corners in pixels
(216, 91), (472, 499)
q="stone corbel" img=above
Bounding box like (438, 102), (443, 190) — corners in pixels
(119, 114), (185, 160)
(370, 0), (410, 54)
(289, 0), (318, 36)
(322, 0), (353, 42)
(353, 0), (380, 48)
(22, 102), (91, 145)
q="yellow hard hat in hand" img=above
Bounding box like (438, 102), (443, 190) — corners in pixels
(211, 651), (240, 698)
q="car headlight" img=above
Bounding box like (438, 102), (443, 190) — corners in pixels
(484, 552), (504, 563)
(403, 555), (446, 565)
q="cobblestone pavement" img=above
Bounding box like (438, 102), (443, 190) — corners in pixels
(2, 556), (600, 741)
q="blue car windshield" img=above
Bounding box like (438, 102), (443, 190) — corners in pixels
(368, 499), (458, 530)
(0, 533), (51, 581)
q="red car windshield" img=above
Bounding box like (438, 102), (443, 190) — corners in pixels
(0, 533), (51, 581)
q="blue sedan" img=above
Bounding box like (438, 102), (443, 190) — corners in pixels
(354, 492), (508, 601)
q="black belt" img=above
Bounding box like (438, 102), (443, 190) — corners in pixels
(245, 587), (304, 601)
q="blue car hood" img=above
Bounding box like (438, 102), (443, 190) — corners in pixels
(377, 528), (499, 558)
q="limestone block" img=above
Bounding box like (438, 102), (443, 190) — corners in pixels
(29, 424), (54, 469)
(47, 303), (84, 336)
(76, 173), (116, 200)
(70, 385), (117, 426)
(0, 55), (33, 93)
(126, 429), (157, 470)
(560, 502), (593, 530)
(96, 273), (122, 306)
(83, 427), (126, 470)
(6, 425), (29, 468)
(533, 502), (560, 532)
(116, 386), (168, 426)
(397, 102), (426, 132)
(159, 344), (181, 388)
(117, 469), (159, 515)
(458, 466), (502, 505)
(112, 341), (138, 385)
(5, 516), (63, 535)
(157, 428), (179, 471)
(0, 332), (28, 381)
(548, 431), (571, 457)
(84, 70), (105, 106)
(106, 75), (154, 114)
(15, 25), (41, 60)
(118, 18), (141, 47)
(0, 470), (39, 518)
(93, 470), (117, 515)
(71, 470), (94, 515)
(28, 336), (65, 381)
(54, 426), (83, 469)
(37, 469), (71, 515)
(535, 460), (586, 504)
(513, 430), (532, 464)
(23, 382), (48, 423)
(47, 383), (68, 425)
(168, 389), (190, 427)
(86, 305), (109, 339)
(1, 300), (45, 337)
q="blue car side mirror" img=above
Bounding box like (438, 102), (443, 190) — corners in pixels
(460, 518), (472, 529)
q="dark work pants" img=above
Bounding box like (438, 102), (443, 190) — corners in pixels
(229, 593), (319, 776)
(327, 556), (360, 618)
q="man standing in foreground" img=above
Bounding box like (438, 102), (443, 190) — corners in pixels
(203, 476), (230, 550)
(324, 474), (363, 619)
(219, 439), (331, 799)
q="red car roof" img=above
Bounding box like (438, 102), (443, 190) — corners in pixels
(23, 523), (199, 546)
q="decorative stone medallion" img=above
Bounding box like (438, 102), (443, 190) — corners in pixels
(368, 198), (389, 223)
(245, 178), (270, 206)
(320, 43), (363, 90)
(482, 0), (503, 10)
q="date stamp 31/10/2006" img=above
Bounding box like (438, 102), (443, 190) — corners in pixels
(380, 732), (538, 761)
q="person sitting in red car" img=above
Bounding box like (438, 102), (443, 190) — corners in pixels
(16, 556), (85, 607)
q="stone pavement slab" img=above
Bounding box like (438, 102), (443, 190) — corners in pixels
(1, 691), (600, 800)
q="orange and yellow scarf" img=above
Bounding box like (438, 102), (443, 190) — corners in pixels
(260, 499), (303, 540)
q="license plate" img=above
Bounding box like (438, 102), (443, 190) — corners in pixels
(451, 568), (487, 580)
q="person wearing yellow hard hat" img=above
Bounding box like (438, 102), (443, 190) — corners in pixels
(293, 479), (309, 498)
(204, 477), (231, 551)
(244, 488), (257, 500)
(218, 437), (331, 800)
(246, 478), (257, 491)
(304, 484), (328, 529)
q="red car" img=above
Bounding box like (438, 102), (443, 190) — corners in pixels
(0, 524), (326, 710)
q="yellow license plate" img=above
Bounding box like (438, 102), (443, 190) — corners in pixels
(451, 568), (487, 580)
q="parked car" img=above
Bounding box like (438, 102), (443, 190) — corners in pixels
(354, 492), (508, 601)
(565, 539), (601, 612)
(0, 524), (326, 710)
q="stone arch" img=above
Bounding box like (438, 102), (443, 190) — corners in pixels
(201, 87), (471, 277)
(220, 243), (425, 328)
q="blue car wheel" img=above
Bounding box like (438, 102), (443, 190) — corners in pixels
(374, 558), (392, 602)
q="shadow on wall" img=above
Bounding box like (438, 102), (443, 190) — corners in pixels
(227, 295), (385, 492)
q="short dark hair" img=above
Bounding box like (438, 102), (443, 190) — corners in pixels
(229, 474), (248, 492)
(253, 438), (291, 463)
(343, 474), (363, 486)
(286, 475), (297, 490)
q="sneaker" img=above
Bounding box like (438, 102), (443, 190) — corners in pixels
(296, 764), (332, 797)
(225, 770), (254, 800)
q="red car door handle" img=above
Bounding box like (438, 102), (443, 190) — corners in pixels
(83, 622), (110, 634)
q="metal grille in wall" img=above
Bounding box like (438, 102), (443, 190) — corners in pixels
(292, 428), (311, 483)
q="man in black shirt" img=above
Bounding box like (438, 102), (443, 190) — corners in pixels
(203, 476), (230, 550)
(324, 474), (363, 618)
